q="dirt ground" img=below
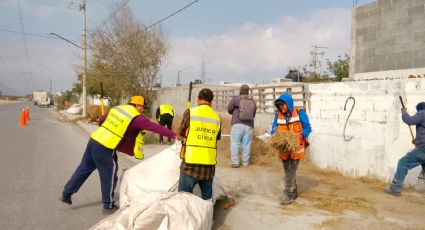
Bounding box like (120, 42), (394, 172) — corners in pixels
(214, 138), (425, 230)
(0, 99), (19, 105)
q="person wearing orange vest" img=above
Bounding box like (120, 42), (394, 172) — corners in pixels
(60, 96), (176, 214)
(177, 88), (221, 200)
(271, 92), (311, 205)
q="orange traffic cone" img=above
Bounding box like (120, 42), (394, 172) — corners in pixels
(25, 107), (30, 121)
(19, 109), (27, 126)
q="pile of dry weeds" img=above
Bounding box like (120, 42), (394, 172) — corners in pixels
(268, 131), (299, 154)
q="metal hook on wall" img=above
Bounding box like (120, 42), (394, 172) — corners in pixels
(343, 96), (355, 141)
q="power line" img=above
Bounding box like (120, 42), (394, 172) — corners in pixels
(0, 28), (78, 41)
(309, 45), (326, 76)
(97, 0), (131, 29)
(16, 0), (31, 69)
(143, 0), (200, 32)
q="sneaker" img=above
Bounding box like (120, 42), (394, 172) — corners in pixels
(102, 204), (119, 215)
(242, 163), (249, 167)
(418, 170), (425, 180)
(280, 197), (295, 205)
(60, 195), (72, 205)
(231, 164), (240, 168)
(384, 187), (401, 197)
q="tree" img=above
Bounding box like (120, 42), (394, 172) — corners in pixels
(327, 54), (350, 82)
(85, 2), (168, 104)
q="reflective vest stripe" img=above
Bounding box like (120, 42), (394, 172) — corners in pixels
(114, 106), (134, 119)
(91, 105), (139, 149)
(190, 116), (221, 125)
(277, 109), (306, 160)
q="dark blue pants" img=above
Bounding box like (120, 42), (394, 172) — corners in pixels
(63, 138), (118, 209)
(390, 145), (425, 193)
(178, 172), (213, 200)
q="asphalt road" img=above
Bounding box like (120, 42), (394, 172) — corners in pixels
(0, 102), (108, 230)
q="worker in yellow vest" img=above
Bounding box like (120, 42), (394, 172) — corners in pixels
(177, 88), (221, 200)
(155, 104), (174, 144)
(61, 96), (176, 214)
(271, 92), (311, 205)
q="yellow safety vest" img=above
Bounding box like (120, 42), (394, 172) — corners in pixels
(133, 132), (144, 159)
(91, 105), (140, 149)
(156, 104), (174, 122)
(181, 105), (221, 165)
(160, 104), (174, 116)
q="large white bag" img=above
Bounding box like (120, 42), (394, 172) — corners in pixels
(90, 144), (227, 230)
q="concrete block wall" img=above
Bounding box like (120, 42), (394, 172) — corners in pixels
(308, 79), (425, 188)
(350, 0), (425, 79)
(154, 79), (425, 188)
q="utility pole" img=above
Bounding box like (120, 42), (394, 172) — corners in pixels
(80, 0), (87, 117)
(200, 54), (206, 83)
(309, 45), (326, 76)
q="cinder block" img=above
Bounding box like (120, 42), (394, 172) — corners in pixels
(320, 110), (335, 119)
(397, 59), (413, 69)
(408, 5), (424, 16)
(350, 110), (366, 121)
(366, 111), (388, 123)
(413, 58), (425, 68)
(373, 96), (394, 111)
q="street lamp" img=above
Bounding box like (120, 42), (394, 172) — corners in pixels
(177, 66), (193, 86)
(48, 31), (87, 117)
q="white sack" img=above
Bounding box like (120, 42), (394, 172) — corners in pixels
(91, 144), (227, 230)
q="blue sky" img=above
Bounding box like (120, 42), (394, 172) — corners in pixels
(0, 0), (375, 95)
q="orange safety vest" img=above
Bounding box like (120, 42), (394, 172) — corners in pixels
(277, 108), (306, 160)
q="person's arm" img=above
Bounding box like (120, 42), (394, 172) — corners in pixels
(155, 108), (160, 121)
(132, 115), (176, 139)
(402, 110), (424, 126)
(227, 97), (236, 115)
(253, 99), (257, 118)
(97, 114), (107, 126)
(177, 109), (190, 140)
(271, 113), (278, 135)
(217, 119), (222, 141)
(299, 109), (311, 138)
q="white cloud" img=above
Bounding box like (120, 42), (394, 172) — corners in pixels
(161, 8), (351, 86)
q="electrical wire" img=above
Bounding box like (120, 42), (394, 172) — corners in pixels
(0, 28), (77, 41)
(143, 0), (200, 32)
(97, 0), (131, 29)
(16, 0), (31, 69)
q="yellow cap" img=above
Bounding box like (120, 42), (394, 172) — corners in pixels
(130, 96), (145, 106)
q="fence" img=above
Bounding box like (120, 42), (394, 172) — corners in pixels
(213, 83), (308, 113)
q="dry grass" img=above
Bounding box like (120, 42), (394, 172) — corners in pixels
(268, 131), (299, 154)
(171, 114), (281, 167)
(303, 191), (377, 215)
(87, 105), (110, 122)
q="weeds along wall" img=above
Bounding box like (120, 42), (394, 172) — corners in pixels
(308, 79), (425, 188)
(153, 79), (425, 187)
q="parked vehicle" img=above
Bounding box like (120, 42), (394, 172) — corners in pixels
(33, 91), (51, 107)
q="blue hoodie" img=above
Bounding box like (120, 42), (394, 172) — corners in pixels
(271, 92), (311, 138)
(402, 102), (425, 147)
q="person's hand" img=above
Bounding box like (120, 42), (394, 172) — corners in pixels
(401, 108), (407, 113)
(412, 139), (416, 146)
